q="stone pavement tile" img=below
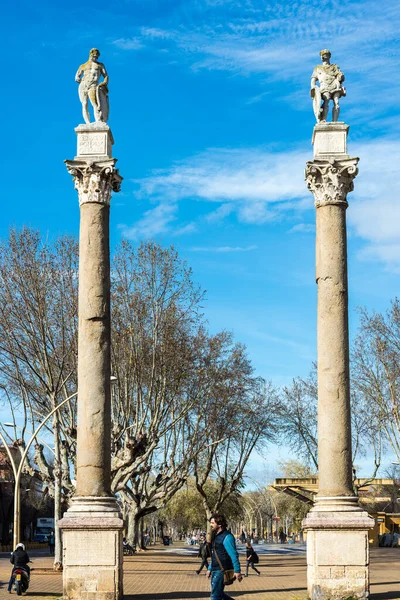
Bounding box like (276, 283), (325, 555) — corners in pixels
(0, 551), (61, 599)
(0, 545), (399, 599)
(123, 550), (308, 600)
(369, 548), (400, 600)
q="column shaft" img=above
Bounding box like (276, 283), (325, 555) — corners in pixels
(316, 203), (353, 497)
(76, 202), (111, 497)
(60, 135), (124, 599)
(303, 124), (373, 600)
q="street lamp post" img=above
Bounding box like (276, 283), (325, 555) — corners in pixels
(0, 391), (78, 549)
(247, 477), (279, 543)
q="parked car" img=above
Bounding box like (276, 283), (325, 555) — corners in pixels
(33, 533), (48, 543)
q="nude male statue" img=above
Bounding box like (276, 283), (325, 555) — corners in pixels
(75, 48), (109, 124)
(310, 50), (346, 123)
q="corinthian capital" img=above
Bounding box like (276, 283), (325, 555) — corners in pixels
(65, 159), (122, 206)
(305, 157), (358, 208)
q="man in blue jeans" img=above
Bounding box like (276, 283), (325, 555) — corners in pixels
(207, 514), (242, 600)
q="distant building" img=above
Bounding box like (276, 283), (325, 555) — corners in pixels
(0, 445), (18, 544)
(273, 477), (400, 546)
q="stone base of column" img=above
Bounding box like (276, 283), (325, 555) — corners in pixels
(58, 497), (124, 600)
(303, 497), (374, 599)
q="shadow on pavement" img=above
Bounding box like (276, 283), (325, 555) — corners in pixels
(125, 594), (208, 599)
(24, 595), (61, 598)
(125, 588), (306, 599)
(371, 594), (400, 599)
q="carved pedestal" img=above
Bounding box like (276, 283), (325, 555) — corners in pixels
(304, 498), (372, 600)
(303, 124), (373, 599)
(59, 124), (124, 600)
(61, 498), (123, 600)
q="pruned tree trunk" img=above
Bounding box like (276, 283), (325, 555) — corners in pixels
(152, 524), (157, 545)
(205, 506), (212, 543)
(126, 503), (140, 548)
(138, 517), (145, 550)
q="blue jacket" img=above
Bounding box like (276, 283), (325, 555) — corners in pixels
(209, 529), (241, 573)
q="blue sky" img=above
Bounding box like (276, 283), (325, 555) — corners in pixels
(2, 0), (400, 476)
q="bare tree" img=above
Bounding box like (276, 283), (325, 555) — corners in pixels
(352, 302), (400, 461)
(279, 374), (318, 470)
(190, 335), (278, 534)
(0, 232), (273, 558)
(278, 365), (381, 485)
(108, 241), (208, 545)
(0, 228), (78, 568)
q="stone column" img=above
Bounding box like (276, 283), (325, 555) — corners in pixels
(59, 123), (124, 600)
(302, 123), (373, 600)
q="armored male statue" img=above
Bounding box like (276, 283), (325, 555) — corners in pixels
(75, 48), (109, 124)
(310, 50), (345, 123)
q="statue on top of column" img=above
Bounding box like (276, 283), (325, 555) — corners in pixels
(75, 48), (109, 124)
(310, 50), (346, 123)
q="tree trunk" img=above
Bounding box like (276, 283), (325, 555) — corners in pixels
(152, 524), (157, 545)
(138, 517), (145, 550)
(205, 506), (212, 543)
(159, 520), (164, 541)
(126, 503), (141, 548)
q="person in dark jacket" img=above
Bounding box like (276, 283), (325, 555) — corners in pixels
(244, 539), (260, 576)
(8, 543), (31, 592)
(196, 535), (211, 574)
(207, 514), (242, 600)
(48, 531), (55, 556)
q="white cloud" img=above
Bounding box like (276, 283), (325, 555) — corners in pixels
(358, 244), (400, 273)
(190, 245), (257, 252)
(119, 203), (177, 239)
(246, 91), (270, 105)
(288, 223), (315, 234)
(346, 140), (400, 270)
(141, 27), (175, 40)
(205, 203), (235, 223)
(111, 1), (400, 122)
(112, 37), (143, 50)
(238, 201), (275, 224)
(129, 136), (400, 270)
(134, 147), (310, 225)
(173, 223), (197, 236)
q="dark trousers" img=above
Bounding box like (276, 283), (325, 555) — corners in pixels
(197, 556), (209, 572)
(245, 561), (260, 576)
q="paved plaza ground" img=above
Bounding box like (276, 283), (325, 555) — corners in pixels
(0, 543), (399, 599)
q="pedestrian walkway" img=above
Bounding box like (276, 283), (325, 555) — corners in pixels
(0, 545), (399, 599)
(165, 542), (306, 557)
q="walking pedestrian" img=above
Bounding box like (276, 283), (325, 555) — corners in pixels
(48, 530), (55, 556)
(196, 535), (211, 574)
(244, 539), (260, 576)
(207, 513), (242, 600)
